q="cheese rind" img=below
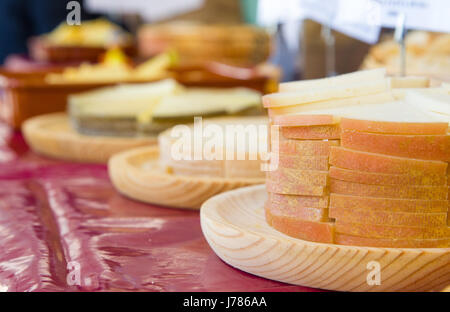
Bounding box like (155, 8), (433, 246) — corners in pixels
(330, 193), (448, 213)
(329, 146), (448, 175)
(268, 168), (328, 186)
(330, 206), (448, 227)
(335, 220), (450, 239)
(266, 201), (329, 222)
(281, 125), (340, 140)
(269, 192), (329, 209)
(335, 233), (450, 248)
(265, 204), (335, 243)
(340, 117), (448, 135)
(329, 166), (447, 186)
(277, 155), (329, 171)
(266, 181), (326, 196)
(330, 179), (448, 200)
(275, 139), (340, 156)
(341, 130), (450, 161)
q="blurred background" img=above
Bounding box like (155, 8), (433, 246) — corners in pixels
(0, 0), (448, 82)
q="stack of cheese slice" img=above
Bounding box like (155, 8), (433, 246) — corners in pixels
(263, 68), (450, 248)
(158, 117), (268, 179)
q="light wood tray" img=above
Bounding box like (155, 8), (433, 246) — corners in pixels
(200, 185), (450, 292)
(22, 113), (156, 163)
(108, 146), (265, 210)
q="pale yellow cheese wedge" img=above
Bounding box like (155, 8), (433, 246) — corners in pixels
(268, 92), (394, 117)
(279, 68), (386, 92)
(405, 89), (450, 119)
(389, 76), (430, 88)
(263, 78), (390, 108)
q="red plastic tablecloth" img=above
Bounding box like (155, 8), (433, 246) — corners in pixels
(0, 121), (322, 292)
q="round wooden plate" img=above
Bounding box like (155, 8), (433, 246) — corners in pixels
(108, 146), (265, 210)
(200, 185), (450, 292)
(22, 113), (156, 163)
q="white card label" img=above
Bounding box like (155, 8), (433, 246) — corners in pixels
(372, 0), (450, 33)
(86, 0), (204, 21)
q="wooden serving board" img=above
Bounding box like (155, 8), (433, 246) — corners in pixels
(108, 146), (265, 210)
(22, 113), (156, 163)
(200, 185), (450, 292)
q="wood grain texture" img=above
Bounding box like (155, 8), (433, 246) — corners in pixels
(22, 113), (156, 163)
(200, 185), (450, 292)
(108, 146), (264, 210)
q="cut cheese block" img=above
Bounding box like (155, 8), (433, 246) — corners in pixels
(329, 146), (448, 176)
(268, 168), (328, 186)
(265, 204), (335, 243)
(268, 192), (329, 209)
(335, 233), (450, 248)
(279, 68), (386, 92)
(329, 166), (447, 186)
(266, 200), (329, 222)
(277, 154), (329, 171)
(266, 181), (326, 196)
(335, 220), (450, 239)
(268, 92), (394, 117)
(330, 193), (448, 213)
(389, 76), (430, 89)
(275, 139), (340, 156)
(281, 125), (340, 140)
(158, 116), (267, 179)
(330, 206), (448, 227)
(263, 78), (389, 108)
(340, 117), (448, 135)
(341, 130), (450, 161)
(330, 179), (448, 200)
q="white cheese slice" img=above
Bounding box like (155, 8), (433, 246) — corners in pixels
(279, 68), (386, 92)
(405, 89), (450, 117)
(389, 76), (430, 88)
(268, 92), (395, 116)
(69, 79), (182, 117)
(152, 88), (261, 119)
(263, 78), (390, 108)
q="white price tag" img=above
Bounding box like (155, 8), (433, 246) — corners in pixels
(257, 0), (381, 44)
(257, 0), (307, 25)
(85, 0), (204, 21)
(372, 0), (450, 33)
(141, 0), (204, 21)
(303, 0), (381, 44)
(257, 0), (448, 43)
(85, 0), (145, 14)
